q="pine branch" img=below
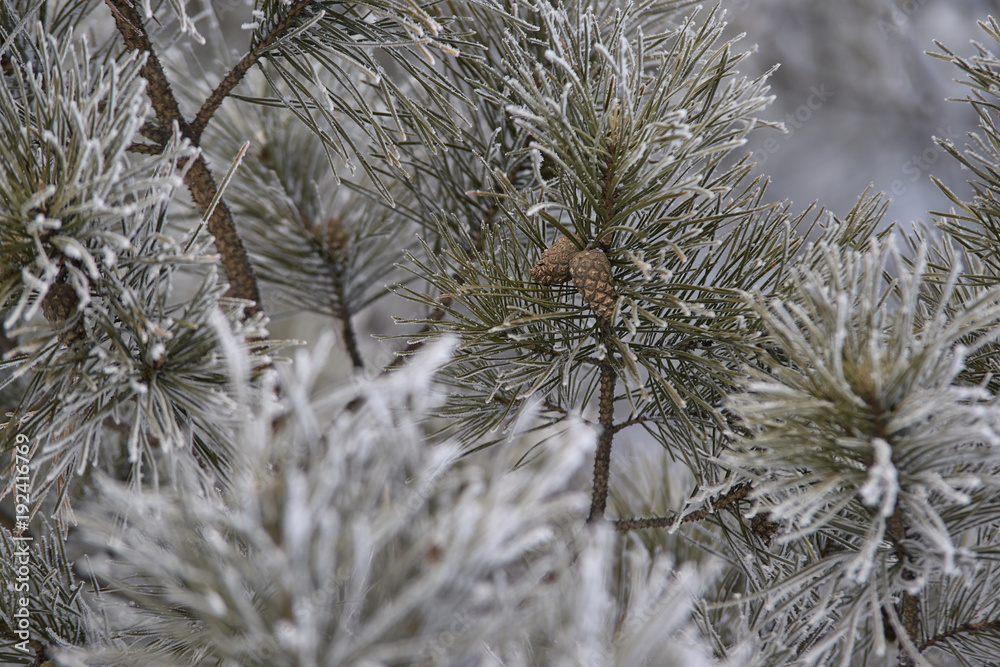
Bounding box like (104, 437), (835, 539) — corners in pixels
(612, 415), (652, 433)
(188, 0), (313, 143)
(887, 509), (922, 666)
(587, 358), (617, 522)
(0, 620), (49, 664)
(865, 354), (922, 664)
(390, 153), (532, 367)
(332, 264), (364, 370)
(613, 482), (752, 531)
(388, 297), (454, 368)
(919, 619), (1000, 652)
(126, 141), (165, 154)
(104, 0), (263, 314)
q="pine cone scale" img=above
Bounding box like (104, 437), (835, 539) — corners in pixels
(530, 236), (578, 285)
(569, 249), (617, 321)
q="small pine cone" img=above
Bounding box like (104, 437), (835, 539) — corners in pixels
(569, 249), (617, 320)
(42, 283), (86, 347)
(530, 236), (578, 285)
(324, 217), (348, 258)
(751, 514), (780, 546)
(42, 283), (78, 323)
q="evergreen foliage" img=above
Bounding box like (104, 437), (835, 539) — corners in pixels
(0, 1), (999, 665)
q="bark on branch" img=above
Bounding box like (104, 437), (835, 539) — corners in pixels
(587, 359), (617, 522)
(613, 482), (753, 532)
(189, 0), (314, 142)
(106, 0), (263, 314)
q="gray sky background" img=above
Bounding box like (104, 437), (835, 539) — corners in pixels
(723, 0), (1000, 228)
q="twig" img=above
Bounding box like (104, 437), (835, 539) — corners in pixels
(542, 400), (568, 415)
(919, 619), (1000, 652)
(613, 482), (752, 531)
(331, 265), (365, 370)
(887, 509), (921, 666)
(189, 0), (314, 142)
(587, 359), (617, 522)
(898, 593), (921, 667)
(388, 298), (453, 369)
(127, 142), (166, 154)
(612, 415), (651, 433)
(106, 0), (263, 314)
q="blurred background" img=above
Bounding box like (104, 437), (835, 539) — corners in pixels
(721, 0), (1000, 227)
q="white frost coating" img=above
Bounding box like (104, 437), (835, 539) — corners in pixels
(20, 186), (58, 221)
(830, 292), (848, 380)
(205, 590), (227, 618)
(60, 241), (82, 260)
(209, 307), (251, 406)
(151, 343), (166, 364)
(505, 104), (546, 126)
(858, 437), (898, 517)
(525, 201), (565, 217)
(623, 304), (637, 336)
(507, 397), (541, 445)
(282, 468), (310, 560)
(626, 249), (652, 280)
(746, 381), (802, 397)
(543, 49), (582, 87)
(923, 472), (975, 506)
(591, 43), (621, 76)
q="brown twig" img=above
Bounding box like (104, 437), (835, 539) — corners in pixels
(106, 0), (263, 314)
(613, 482), (752, 531)
(188, 0), (314, 142)
(542, 400), (568, 415)
(919, 619), (1000, 652)
(887, 509), (921, 666)
(127, 142), (166, 155)
(587, 359), (617, 522)
(331, 265), (365, 370)
(612, 415), (651, 433)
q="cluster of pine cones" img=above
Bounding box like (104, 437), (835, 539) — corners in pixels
(530, 235), (617, 320)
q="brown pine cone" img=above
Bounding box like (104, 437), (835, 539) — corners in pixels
(530, 236), (579, 285)
(569, 249), (617, 320)
(41, 283), (86, 348)
(42, 283), (79, 324)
